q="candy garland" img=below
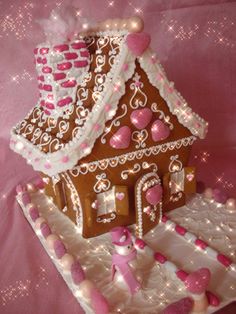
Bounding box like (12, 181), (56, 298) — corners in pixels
(161, 214), (236, 270)
(16, 182), (109, 314)
(134, 238), (220, 307)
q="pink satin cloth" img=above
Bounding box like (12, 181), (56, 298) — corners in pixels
(112, 249), (141, 294)
(1, 0), (236, 313)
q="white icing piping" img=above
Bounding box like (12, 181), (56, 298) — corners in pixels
(138, 49), (208, 139)
(10, 38), (136, 176)
(70, 135), (196, 176)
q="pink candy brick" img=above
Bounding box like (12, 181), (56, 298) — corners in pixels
(34, 48), (38, 54)
(45, 102), (55, 110)
(29, 206), (39, 222)
(90, 288), (109, 314)
(71, 42), (86, 49)
(53, 239), (66, 259)
(44, 109), (51, 116)
(40, 222), (51, 238)
(74, 60), (88, 68)
(217, 254), (232, 267)
(53, 44), (69, 52)
(40, 47), (49, 54)
(61, 80), (76, 88)
(154, 252), (167, 264)
(57, 96), (72, 107)
(42, 66), (52, 74)
(43, 84), (52, 92)
(71, 261), (85, 284)
(175, 225), (187, 236)
(53, 72), (66, 81)
(57, 62), (72, 71)
(175, 269), (189, 282)
(195, 239), (208, 250)
(64, 52), (78, 60)
(80, 50), (89, 58)
(37, 75), (44, 81)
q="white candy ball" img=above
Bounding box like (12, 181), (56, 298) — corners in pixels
(26, 183), (36, 192)
(60, 253), (74, 271)
(203, 188), (213, 200)
(35, 217), (46, 229)
(127, 16), (144, 33)
(226, 198), (236, 211)
(46, 234), (59, 249)
(79, 280), (95, 299)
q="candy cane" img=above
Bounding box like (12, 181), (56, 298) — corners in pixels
(161, 215), (235, 270)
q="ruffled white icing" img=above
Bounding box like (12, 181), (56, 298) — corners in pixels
(10, 32), (208, 177)
(10, 37), (136, 176)
(138, 49), (208, 139)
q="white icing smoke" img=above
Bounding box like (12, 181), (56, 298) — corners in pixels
(37, 6), (93, 44)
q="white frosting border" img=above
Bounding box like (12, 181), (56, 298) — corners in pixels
(10, 34), (208, 177)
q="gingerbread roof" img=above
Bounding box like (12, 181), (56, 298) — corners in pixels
(10, 18), (208, 177)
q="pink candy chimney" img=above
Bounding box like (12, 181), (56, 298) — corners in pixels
(111, 226), (141, 294)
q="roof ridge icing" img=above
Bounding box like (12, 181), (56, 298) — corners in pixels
(10, 33), (208, 177)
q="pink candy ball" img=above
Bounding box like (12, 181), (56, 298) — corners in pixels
(60, 254), (75, 271)
(46, 234), (60, 249)
(225, 198), (236, 211)
(79, 280), (95, 299)
(212, 188), (227, 204)
(35, 217), (46, 229)
(203, 188), (213, 200)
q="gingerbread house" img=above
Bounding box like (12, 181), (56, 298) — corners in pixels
(10, 17), (208, 238)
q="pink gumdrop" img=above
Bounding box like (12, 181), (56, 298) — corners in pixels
(53, 239), (66, 259)
(22, 192), (31, 206)
(46, 234), (60, 249)
(212, 188), (227, 204)
(109, 126), (131, 149)
(71, 261), (85, 284)
(60, 254), (74, 271)
(29, 206), (40, 222)
(130, 108), (153, 130)
(40, 222), (51, 238)
(195, 239), (208, 250)
(162, 297), (193, 314)
(90, 288), (109, 314)
(185, 268), (211, 294)
(206, 291), (220, 307)
(176, 270), (189, 282)
(151, 119), (170, 142)
(126, 32), (151, 56)
(154, 252), (167, 264)
(161, 215), (169, 223)
(35, 217), (46, 230)
(145, 184), (163, 205)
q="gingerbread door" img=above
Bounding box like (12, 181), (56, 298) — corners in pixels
(135, 172), (163, 238)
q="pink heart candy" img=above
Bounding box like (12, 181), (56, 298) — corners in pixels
(162, 297), (193, 314)
(126, 32), (151, 56)
(151, 119), (170, 142)
(116, 192), (125, 201)
(109, 126), (131, 149)
(145, 184), (163, 206)
(185, 268), (211, 294)
(130, 108), (153, 130)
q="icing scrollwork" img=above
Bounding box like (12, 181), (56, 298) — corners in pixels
(101, 104), (127, 144)
(129, 72), (147, 109)
(93, 173), (111, 193)
(151, 103), (174, 130)
(131, 129), (148, 149)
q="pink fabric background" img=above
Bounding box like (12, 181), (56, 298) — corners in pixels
(0, 0), (235, 313)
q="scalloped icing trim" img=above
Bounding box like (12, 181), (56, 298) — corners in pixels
(138, 49), (208, 139)
(10, 38), (136, 176)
